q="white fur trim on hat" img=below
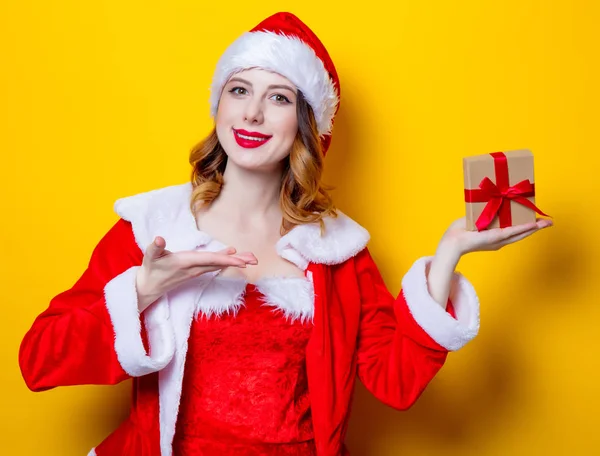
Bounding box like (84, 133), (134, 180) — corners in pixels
(209, 31), (339, 136)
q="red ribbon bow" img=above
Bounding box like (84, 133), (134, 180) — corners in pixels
(464, 152), (550, 231)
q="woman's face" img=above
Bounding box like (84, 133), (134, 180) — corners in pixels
(216, 68), (299, 172)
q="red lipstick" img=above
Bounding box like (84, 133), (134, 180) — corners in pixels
(232, 128), (272, 149)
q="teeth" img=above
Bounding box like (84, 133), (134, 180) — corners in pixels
(236, 132), (268, 141)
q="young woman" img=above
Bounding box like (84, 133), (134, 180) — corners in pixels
(18, 11), (552, 456)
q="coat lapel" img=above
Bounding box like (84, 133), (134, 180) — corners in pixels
(306, 259), (362, 456)
(155, 239), (226, 456)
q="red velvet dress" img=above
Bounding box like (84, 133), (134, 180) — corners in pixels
(172, 282), (316, 456)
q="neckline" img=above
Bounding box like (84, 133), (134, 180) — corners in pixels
(187, 194), (313, 278)
(114, 182), (371, 270)
(186, 191), (303, 255)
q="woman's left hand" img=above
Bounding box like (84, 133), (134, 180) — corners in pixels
(439, 216), (554, 257)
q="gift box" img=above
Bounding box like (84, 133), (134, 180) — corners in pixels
(463, 149), (549, 231)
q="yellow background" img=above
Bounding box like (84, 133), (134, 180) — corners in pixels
(2, 0), (598, 454)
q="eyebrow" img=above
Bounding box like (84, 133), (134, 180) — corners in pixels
(227, 77), (297, 94)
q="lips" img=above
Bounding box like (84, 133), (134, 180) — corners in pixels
(233, 128), (272, 149)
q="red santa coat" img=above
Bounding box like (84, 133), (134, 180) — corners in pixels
(19, 182), (480, 456)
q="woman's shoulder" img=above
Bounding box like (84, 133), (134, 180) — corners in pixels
(277, 210), (371, 267)
(111, 182), (206, 252)
(113, 182), (192, 215)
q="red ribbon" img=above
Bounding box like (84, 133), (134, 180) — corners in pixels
(464, 152), (550, 231)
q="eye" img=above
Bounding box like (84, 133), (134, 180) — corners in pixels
(271, 94), (292, 104)
(229, 87), (248, 95)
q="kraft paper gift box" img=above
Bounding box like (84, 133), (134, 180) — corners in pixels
(463, 149), (549, 231)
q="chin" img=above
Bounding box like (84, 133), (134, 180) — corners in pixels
(228, 152), (286, 173)
(235, 159), (279, 173)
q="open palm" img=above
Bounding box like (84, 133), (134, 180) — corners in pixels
(441, 216), (553, 255)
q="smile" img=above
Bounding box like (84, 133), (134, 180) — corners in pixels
(233, 129), (272, 149)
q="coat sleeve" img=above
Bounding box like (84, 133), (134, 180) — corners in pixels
(19, 218), (175, 392)
(354, 247), (480, 410)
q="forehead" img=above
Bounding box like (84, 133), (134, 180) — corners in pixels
(226, 68), (296, 88)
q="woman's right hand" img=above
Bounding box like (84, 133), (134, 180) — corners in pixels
(135, 236), (257, 312)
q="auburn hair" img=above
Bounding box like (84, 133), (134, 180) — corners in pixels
(188, 90), (337, 236)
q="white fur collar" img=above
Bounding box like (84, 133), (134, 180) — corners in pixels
(113, 182), (370, 269)
(194, 275), (315, 324)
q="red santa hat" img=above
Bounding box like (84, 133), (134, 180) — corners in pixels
(209, 12), (341, 154)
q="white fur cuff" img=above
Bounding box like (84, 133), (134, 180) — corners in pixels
(401, 256), (480, 351)
(104, 266), (175, 376)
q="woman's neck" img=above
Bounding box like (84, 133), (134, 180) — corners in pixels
(208, 162), (284, 225)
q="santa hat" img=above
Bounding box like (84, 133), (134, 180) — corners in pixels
(209, 12), (341, 154)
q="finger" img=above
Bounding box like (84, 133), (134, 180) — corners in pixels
(498, 218), (553, 239)
(215, 246), (237, 255)
(146, 236), (167, 259)
(449, 216), (467, 230)
(234, 252), (259, 264)
(208, 250), (258, 264)
(495, 227), (540, 247)
(536, 218), (553, 229)
(181, 251), (251, 268)
(500, 222), (539, 238)
(189, 264), (241, 277)
(480, 222), (537, 245)
(216, 253), (258, 266)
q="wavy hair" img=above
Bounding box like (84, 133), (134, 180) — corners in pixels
(188, 90), (337, 235)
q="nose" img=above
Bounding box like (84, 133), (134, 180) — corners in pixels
(243, 96), (264, 125)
